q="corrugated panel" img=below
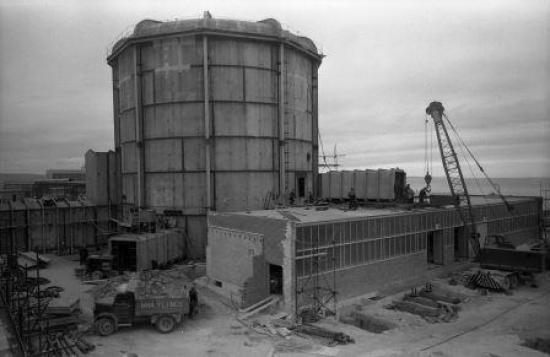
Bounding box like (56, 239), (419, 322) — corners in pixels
(341, 171), (354, 198)
(366, 170), (378, 200)
(378, 169), (395, 200)
(354, 170), (367, 200)
(329, 171), (342, 199)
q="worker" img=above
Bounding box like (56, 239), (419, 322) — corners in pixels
(289, 189), (296, 205)
(306, 191), (314, 204)
(405, 184), (415, 203)
(188, 284), (198, 319)
(419, 186), (430, 204)
(79, 247), (88, 266)
(348, 187), (358, 210)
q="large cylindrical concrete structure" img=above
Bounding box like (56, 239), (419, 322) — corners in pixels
(107, 15), (322, 257)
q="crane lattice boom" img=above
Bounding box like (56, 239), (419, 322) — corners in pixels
(426, 101), (480, 257)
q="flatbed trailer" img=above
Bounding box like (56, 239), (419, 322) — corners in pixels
(480, 247), (546, 273)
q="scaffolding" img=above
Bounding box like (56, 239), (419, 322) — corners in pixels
(295, 225), (337, 322)
(0, 234), (91, 356)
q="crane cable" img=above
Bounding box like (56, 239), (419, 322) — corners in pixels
(453, 127), (489, 204)
(424, 113), (435, 176)
(318, 130), (330, 170)
(430, 116), (434, 175)
(442, 113), (513, 212)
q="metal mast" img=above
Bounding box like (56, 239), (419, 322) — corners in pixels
(425, 101), (480, 257)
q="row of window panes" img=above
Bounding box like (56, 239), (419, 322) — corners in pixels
(295, 233), (427, 277)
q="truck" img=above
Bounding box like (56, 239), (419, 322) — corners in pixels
(94, 291), (189, 336)
(93, 271), (191, 336)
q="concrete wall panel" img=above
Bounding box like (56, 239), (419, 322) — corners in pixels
(122, 174), (136, 204)
(183, 173), (205, 210)
(143, 103), (204, 138)
(214, 138), (274, 171)
(142, 37), (200, 70)
(209, 39), (274, 68)
(211, 66), (243, 101)
(183, 138), (205, 171)
(121, 142), (137, 173)
(186, 215), (207, 258)
(213, 103), (276, 137)
(119, 110), (136, 143)
(244, 68), (276, 102)
(145, 173), (184, 208)
(144, 139), (183, 172)
(154, 67), (203, 103)
(214, 172), (275, 211)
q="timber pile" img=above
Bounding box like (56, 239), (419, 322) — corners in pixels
(296, 324), (355, 345)
(465, 270), (522, 291)
(36, 328), (95, 356)
(17, 251), (51, 269)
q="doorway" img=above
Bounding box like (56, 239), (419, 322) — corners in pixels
(427, 232), (435, 264)
(454, 226), (468, 260)
(269, 264), (283, 295)
(111, 240), (137, 272)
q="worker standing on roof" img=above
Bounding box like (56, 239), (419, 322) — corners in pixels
(348, 187), (358, 210)
(419, 186), (430, 204)
(405, 184), (415, 203)
(189, 284), (198, 319)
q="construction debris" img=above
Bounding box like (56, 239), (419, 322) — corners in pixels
(90, 267), (192, 302)
(296, 324), (354, 345)
(386, 284), (462, 323)
(238, 296), (280, 320)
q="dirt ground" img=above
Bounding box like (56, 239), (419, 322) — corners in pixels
(38, 255), (550, 357)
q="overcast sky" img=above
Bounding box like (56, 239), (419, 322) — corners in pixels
(0, 0), (549, 178)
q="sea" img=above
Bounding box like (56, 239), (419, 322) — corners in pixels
(407, 176), (550, 198)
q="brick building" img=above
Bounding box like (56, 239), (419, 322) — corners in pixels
(206, 196), (542, 317)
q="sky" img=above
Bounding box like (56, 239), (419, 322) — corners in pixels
(0, 0), (549, 178)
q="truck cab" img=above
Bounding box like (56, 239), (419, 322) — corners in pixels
(94, 291), (187, 336)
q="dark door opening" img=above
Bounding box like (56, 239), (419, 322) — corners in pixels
(269, 264), (283, 295)
(111, 241), (137, 272)
(454, 227), (460, 261)
(427, 232), (435, 264)
(454, 226), (467, 260)
(297, 177), (306, 198)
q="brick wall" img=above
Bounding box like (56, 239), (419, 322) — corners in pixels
(297, 252), (427, 305)
(209, 213), (287, 265)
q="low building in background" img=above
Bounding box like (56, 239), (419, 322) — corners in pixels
(46, 169), (86, 181)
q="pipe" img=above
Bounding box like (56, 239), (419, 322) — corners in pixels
(279, 43), (286, 200)
(134, 45), (145, 211)
(203, 35), (211, 211)
(40, 200), (45, 254)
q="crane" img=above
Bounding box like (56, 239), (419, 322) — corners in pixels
(425, 101), (481, 258)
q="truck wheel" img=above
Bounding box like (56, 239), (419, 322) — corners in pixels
(96, 317), (116, 336)
(156, 315), (176, 334)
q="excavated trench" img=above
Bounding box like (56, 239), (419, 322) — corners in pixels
(341, 312), (396, 333)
